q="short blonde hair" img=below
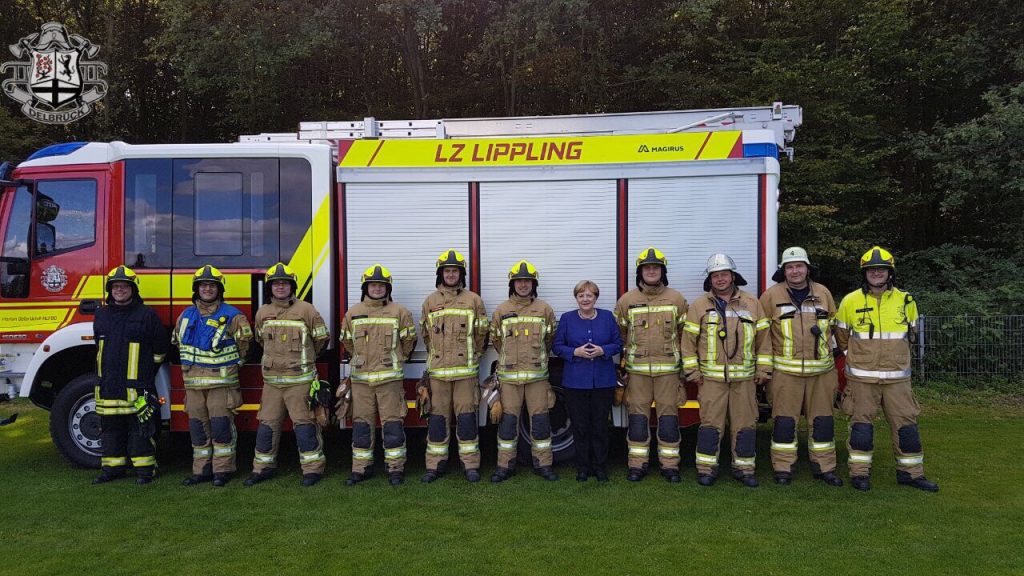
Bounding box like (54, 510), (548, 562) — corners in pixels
(573, 280), (600, 298)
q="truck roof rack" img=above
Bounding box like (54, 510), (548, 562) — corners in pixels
(240, 102), (802, 157)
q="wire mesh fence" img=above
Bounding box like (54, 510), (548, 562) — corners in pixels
(915, 315), (1024, 381)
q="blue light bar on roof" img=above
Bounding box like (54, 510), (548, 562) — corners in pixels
(26, 142), (89, 161)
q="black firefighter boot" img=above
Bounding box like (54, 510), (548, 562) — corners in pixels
(896, 471), (939, 492)
(243, 468), (276, 487)
(490, 466), (515, 483)
(814, 471), (844, 486)
(534, 466), (559, 481)
(345, 467), (374, 486)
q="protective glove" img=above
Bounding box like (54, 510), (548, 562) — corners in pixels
(415, 375), (431, 419)
(334, 378), (352, 424)
(134, 392), (156, 424)
(479, 373), (502, 424)
(614, 367), (628, 406)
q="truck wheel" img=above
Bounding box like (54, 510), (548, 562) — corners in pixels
(49, 374), (102, 468)
(516, 384), (576, 466)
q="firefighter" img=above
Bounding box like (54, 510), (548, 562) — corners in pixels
(759, 248), (843, 486)
(91, 266), (169, 485)
(340, 264), (417, 487)
(173, 265), (253, 487)
(245, 263), (329, 487)
(835, 247), (939, 492)
(420, 250), (489, 484)
(490, 260), (559, 483)
(612, 247), (688, 483)
(682, 254), (771, 487)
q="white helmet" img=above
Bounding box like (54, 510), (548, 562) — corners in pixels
(772, 246), (816, 283)
(703, 253), (747, 291)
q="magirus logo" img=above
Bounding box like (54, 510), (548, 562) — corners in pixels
(2, 22), (108, 124)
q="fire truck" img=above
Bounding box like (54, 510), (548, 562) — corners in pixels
(0, 103), (801, 468)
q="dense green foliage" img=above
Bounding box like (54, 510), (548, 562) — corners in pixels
(2, 0), (1022, 311)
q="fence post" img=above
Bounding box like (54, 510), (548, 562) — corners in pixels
(918, 314), (926, 383)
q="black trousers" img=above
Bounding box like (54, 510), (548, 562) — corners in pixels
(100, 414), (157, 477)
(565, 387), (615, 473)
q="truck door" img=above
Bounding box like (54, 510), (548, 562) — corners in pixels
(0, 171), (107, 341)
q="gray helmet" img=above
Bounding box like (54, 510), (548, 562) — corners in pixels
(703, 253), (747, 291)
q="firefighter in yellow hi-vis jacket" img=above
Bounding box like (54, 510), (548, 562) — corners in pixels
(835, 246), (938, 492)
(173, 265), (252, 487)
(420, 250), (489, 484)
(245, 263), (329, 488)
(682, 254), (771, 488)
(341, 264), (417, 487)
(613, 247), (688, 483)
(490, 260), (559, 483)
(759, 248), (843, 487)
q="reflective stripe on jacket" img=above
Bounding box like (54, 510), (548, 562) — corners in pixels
(490, 295), (555, 384)
(255, 299), (329, 385)
(759, 281), (836, 376)
(834, 287), (918, 380)
(341, 299), (417, 385)
(421, 287), (488, 381)
(681, 289), (771, 381)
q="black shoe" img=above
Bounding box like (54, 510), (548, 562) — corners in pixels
(626, 468), (646, 482)
(345, 471), (372, 486)
(212, 474), (230, 487)
(91, 471), (126, 485)
(697, 473), (716, 487)
(301, 473), (322, 487)
(576, 469), (589, 482)
(421, 470), (441, 484)
(388, 472), (404, 486)
(243, 469), (276, 487)
(465, 469), (481, 483)
(661, 468), (681, 483)
(182, 474), (213, 486)
(490, 466), (515, 483)
(594, 470), (609, 483)
(738, 474), (758, 488)
(774, 472), (792, 485)
(136, 475), (154, 485)
(814, 471), (844, 487)
(851, 475), (871, 491)
(897, 475), (939, 492)
(535, 466), (559, 481)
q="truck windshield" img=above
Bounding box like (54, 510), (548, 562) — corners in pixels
(1, 185), (32, 298)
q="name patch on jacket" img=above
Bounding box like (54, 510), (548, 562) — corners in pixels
(501, 313), (518, 320)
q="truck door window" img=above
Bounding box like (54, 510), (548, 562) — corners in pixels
(34, 179), (97, 255)
(1, 186), (31, 298)
(125, 159), (172, 269)
(194, 172), (243, 255)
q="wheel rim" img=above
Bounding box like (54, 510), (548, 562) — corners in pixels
(68, 394), (102, 457)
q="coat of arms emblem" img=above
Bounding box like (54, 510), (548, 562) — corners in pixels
(41, 265), (68, 293)
(1, 22), (107, 124)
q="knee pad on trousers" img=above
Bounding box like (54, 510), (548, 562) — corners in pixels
(255, 423), (274, 453)
(188, 418), (208, 445)
(456, 412), (478, 440)
(811, 416), (835, 442)
(531, 413), (551, 440)
(697, 426), (720, 454)
(210, 416), (233, 444)
(735, 428), (756, 458)
(628, 414), (649, 442)
(294, 423), (319, 452)
(382, 421), (405, 449)
(897, 424), (922, 453)
(773, 416), (797, 443)
(657, 415), (680, 443)
(498, 413), (518, 440)
(352, 421), (373, 449)
(427, 414), (448, 442)
(850, 422), (874, 452)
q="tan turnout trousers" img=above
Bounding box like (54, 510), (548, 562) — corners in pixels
(253, 382), (325, 475)
(185, 387), (242, 475)
(351, 380), (408, 474)
(769, 371), (839, 474)
(695, 378), (758, 475)
(625, 373), (684, 470)
(496, 380), (553, 468)
(425, 377), (480, 470)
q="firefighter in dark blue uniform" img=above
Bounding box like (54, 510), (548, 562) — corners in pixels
(92, 266), (169, 484)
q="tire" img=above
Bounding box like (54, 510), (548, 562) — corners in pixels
(49, 373), (102, 468)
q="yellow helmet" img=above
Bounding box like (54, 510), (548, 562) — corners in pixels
(105, 265), (139, 292)
(361, 264), (393, 285)
(265, 262), (297, 288)
(508, 260), (539, 281)
(860, 246), (895, 270)
(636, 247), (668, 268)
(192, 264), (225, 289)
(436, 249), (467, 271)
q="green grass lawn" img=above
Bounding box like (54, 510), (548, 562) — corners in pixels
(1, 396), (1021, 576)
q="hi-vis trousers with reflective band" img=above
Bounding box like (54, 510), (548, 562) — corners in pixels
(497, 380), (554, 468)
(352, 380), (408, 474)
(842, 377), (925, 478)
(185, 387), (241, 476)
(695, 378), (758, 475)
(253, 382), (325, 475)
(99, 413), (157, 477)
(425, 377), (480, 471)
(768, 371), (838, 474)
(625, 373), (685, 470)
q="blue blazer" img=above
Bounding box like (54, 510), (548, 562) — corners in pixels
(553, 308), (623, 389)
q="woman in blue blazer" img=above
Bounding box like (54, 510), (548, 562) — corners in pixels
(553, 280), (623, 482)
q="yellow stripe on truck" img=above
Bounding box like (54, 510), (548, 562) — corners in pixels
(287, 195), (331, 300)
(339, 132), (742, 168)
